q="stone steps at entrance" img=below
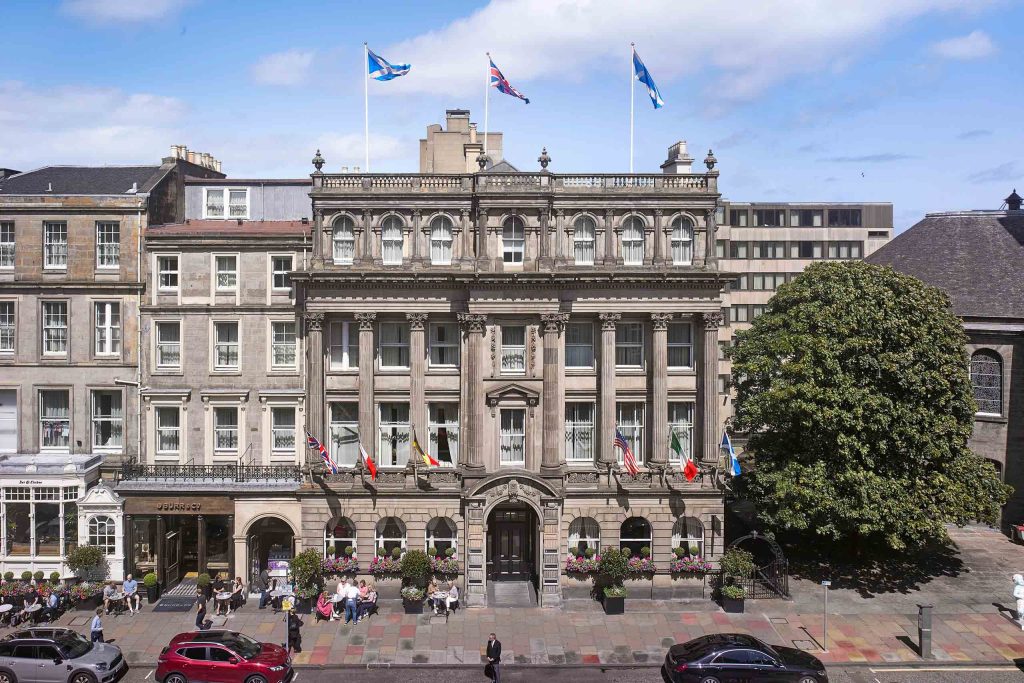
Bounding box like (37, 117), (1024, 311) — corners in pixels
(488, 580), (536, 607)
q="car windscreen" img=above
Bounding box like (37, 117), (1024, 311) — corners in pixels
(55, 636), (92, 659)
(195, 633), (261, 660)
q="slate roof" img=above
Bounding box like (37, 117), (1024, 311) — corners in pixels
(866, 211), (1024, 320)
(0, 165), (163, 195)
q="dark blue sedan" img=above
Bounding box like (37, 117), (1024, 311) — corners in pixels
(662, 633), (828, 683)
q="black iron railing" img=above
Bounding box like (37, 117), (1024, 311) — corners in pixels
(121, 461), (302, 482)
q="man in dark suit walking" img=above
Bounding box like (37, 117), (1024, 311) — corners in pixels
(486, 632), (501, 683)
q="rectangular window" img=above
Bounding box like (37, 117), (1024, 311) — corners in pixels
(728, 241), (748, 259)
(271, 407), (296, 453)
(827, 241), (863, 259)
(329, 403), (359, 467)
(156, 321), (181, 368)
(667, 402), (694, 464)
(565, 322), (594, 368)
(271, 321), (297, 369)
(790, 241), (823, 259)
(753, 209), (784, 227)
(378, 402), (410, 467)
(564, 402), (594, 463)
(42, 301), (68, 355)
(215, 255), (237, 291)
(213, 407), (239, 453)
(828, 208), (862, 227)
(753, 241), (786, 259)
(43, 222), (67, 268)
(0, 302), (13, 353)
(428, 403), (459, 466)
(715, 240), (726, 259)
(790, 209), (823, 227)
(158, 255), (179, 291)
(155, 407), (181, 455)
(0, 222), (14, 268)
(214, 321), (239, 369)
(271, 255), (293, 291)
(94, 302), (121, 356)
(718, 339), (731, 361)
(428, 322), (459, 367)
(378, 322), (409, 369)
(91, 390), (122, 450)
(204, 188), (249, 219)
(615, 322), (643, 367)
(729, 305), (750, 323)
(616, 402), (644, 465)
(752, 304), (767, 319)
(499, 408), (526, 465)
(667, 322), (693, 368)
(500, 325), (526, 374)
(228, 189), (248, 218)
(329, 321), (359, 370)
(39, 390), (70, 451)
(205, 188), (225, 218)
(715, 206), (726, 224)
(729, 209), (748, 227)
(95, 222), (120, 268)
(868, 230), (889, 239)
(731, 275), (748, 291)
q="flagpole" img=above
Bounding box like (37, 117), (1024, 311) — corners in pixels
(483, 52), (490, 161)
(629, 43), (635, 174)
(364, 42), (370, 172)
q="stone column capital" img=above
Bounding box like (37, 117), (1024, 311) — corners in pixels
(702, 311), (724, 330)
(654, 209), (664, 218)
(458, 313), (488, 334)
(406, 312), (428, 330)
(540, 312), (570, 335)
(304, 312), (324, 332)
(412, 209), (422, 218)
(598, 312), (621, 331)
(650, 312), (674, 330)
(355, 312), (377, 331)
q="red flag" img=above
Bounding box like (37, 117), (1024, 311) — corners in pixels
(683, 456), (698, 482)
(359, 443), (377, 481)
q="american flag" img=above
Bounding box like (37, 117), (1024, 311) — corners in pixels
(305, 430), (338, 475)
(489, 58), (529, 104)
(614, 428), (640, 476)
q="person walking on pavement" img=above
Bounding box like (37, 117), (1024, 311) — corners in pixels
(195, 588), (208, 630)
(287, 608), (303, 653)
(1013, 574), (1024, 630)
(90, 608), (104, 643)
(486, 632), (501, 683)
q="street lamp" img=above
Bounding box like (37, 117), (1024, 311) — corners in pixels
(821, 580), (831, 652)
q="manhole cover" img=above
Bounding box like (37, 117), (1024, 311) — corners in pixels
(769, 617), (789, 624)
(792, 640), (818, 651)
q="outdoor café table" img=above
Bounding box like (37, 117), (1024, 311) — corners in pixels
(108, 592), (126, 614)
(429, 591), (448, 612)
(268, 590), (292, 598)
(25, 604), (42, 613)
(0, 604), (12, 623)
(330, 594), (345, 603)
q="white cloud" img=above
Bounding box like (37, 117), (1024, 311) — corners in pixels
(62, 0), (193, 23)
(930, 30), (996, 60)
(374, 0), (984, 104)
(251, 50), (316, 87)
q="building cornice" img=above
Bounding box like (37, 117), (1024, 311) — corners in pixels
(0, 281), (145, 292)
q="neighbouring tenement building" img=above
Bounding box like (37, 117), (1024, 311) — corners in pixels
(292, 133), (730, 607)
(867, 192), (1024, 531)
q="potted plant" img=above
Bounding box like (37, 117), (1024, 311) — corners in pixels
(66, 545), (109, 581)
(2, 572), (12, 582)
(32, 571), (44, 584)
(197, 573), (212, 600)
(290, 549), (324, 614)
(49, 572), (61, 585)
(718, 548), (755, 613)
(597, 546), (629, 615)
(720, 584), (746, 613)
(19, 571), (31, 583)
(143, 572), (160, 603)
(326, 545), (336, 557)
(399, 549), (430, 614)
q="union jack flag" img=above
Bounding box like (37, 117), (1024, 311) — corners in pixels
(489, 58), (529, 104)
(305, 430), (338, 475)
(614, 428), (640, 477)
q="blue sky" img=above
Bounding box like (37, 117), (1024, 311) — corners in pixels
(2, 0), (1022, 230)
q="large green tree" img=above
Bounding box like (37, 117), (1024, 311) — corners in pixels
(729, 260), (1010, 551)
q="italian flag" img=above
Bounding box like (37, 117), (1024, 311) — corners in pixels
(672, 429), (698, 482)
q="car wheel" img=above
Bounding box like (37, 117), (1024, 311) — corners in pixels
(0, 669), (16, 683)
(163, 674), (188, 683)
(70, 673), (96, 683)
(699, 677), (721, 683)
(798, 677), (819, 683)
(245, 676), (268, 683)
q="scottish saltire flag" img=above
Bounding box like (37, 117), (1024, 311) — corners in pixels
(306, 430), (338, 475)
(490, 58), (529, 104)
(367, 47), (410, 81)
(721, 430), (741, 476)
(632, 47), (664, 109)
(614, 428), (640, 477)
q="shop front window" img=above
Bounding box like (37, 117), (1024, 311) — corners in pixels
(89, 516), (116, 555)
(2, 485), (84, 559)
(131, 516), (158, 576)
(6, 500), (30, 556)
(35, 502), (61, 556)
(206, 516), (231, 576)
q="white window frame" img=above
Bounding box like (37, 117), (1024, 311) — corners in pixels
(329, 321), (359, 371)
(88, 516), (117, 555)
(0, 221), (13, 269)
(155, 405), (182, 458)
(375, 517), (407, 556)
(667, 402), (694, 464)
(270, 320), (297, 370)
(427, 403), (459, 467)
(429, 216), (454, 265)
(499, 408), (526, 466)
(271, 254), (293, 292)
(615, 322), (644, 368)
(214, 254), (238, 292)
(621, 216), (645, 265)
(213, 321), (240, 371)
(619, 517), (652, 555)
(500, 325), (527, 374)
(94, 301), (121, 357)
(271, 406), (296, 455)
(565, 322), (594, 369)
(43, 222), (67, 269)
(565, 402), (594, 463)
(157, 255), (179, 292)
(378, 322), (409, 369)
(568, 517), (601, 555)
(155, 320), (181, 369)
(425, 517), (458, 555)
(203, 187), (249, 220)
(213, 406), (239, 454)
(41, 301), (68, 356)
(332, 216), (355, 265)
(91, 390), (123, 452)
(428, 322), (459, 368)
(325, 517), (357, 557)
(670, 217), (693, 265)
(502, 216), (525, 265)
(616, 402), (645, 465)
(0, 301), (14, 354)
(573, 216), (596, 265)
(329, 402), (359, 468)
(381, 215), (404, 266)
(95, 221), (120, 269)
(672, 516), (705, 556)
(39, 390), (71, 452)
(667, 322), (693, 369)
(378, 402), (410, 468)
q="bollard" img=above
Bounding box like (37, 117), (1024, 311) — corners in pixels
(917, 604), (933, 659)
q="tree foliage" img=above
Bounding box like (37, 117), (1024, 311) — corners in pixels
(729, 261), (1010, 551)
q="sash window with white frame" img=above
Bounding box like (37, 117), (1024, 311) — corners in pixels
(329, 403), (359, 467)
(88, 516), (116, 555)
(564, 402), (594, 463)
(205, 188), (225, 217)
(616, 402), (644, 465)
(155, 406), (181, 457)
(156, 321), (181, 368)
(214, 321), (239, 370)
(94, 302), (121, 356)
(271, 321), (297, 369)
(565, 322), (594, 368)
(615, 322), (643, 367)
(378, 322), (409, 369)
(425, 517), (457, 555)
(502, 216), (525, 264)
(332, 216), (356, 264)
(42, 302), (68, 355)
(568, 517), (600, 555)
(213, 407), (239, 454)
(95, 222), (120, 268)
(228, 189), (247, 218)
(500, 325), (526, 374)
(430, 216), (454, 265)
(428, 322), (459, 367)
(428, 403), (459, 466)
(0, 302), (14, 353)
(0, 222), (13, 268)
(91, 390), (122, 450)
(375, 517), (406, 556)
(215, 255), (237, 291)
(378, 402), (410, 467)
(271, 255), (293, 291)
(621, 216), (645, 265)
(619, 517), (652, 557)
(204, 188), (248, 219)
(499, 408), (526, 465)
(670, 217), (693, 265)
(43, 222), (67, 269)
(573, 216), (596, 265)
(672, 516), (705, 556)
(667, 322), (693, 368)
(667, 402), (694, 465)
(381, 216), (404, 265)
(329, 321), (358, 370)
(39, 390), (70, 451)
(158, 255), (179, 291)
(325, 517), (356, 558)
(271, 407), (296, 455)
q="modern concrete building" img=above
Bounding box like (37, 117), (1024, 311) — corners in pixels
(867, 192), (1024, 530)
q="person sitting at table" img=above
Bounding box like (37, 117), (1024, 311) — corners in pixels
(42, 590), (60, 622)
(356, 584), (377, 623)
(123, 574), (141, 615)
(426, 578), (441, 614)
(358, 580), (369, 601)
(16, 589), (39, 626)
(332, 579), (347, 620)
(315, 590), (333, 623)
(228, 577), (245, 614)
(445, 581), (460, 614)
(102, 582), (117, 615)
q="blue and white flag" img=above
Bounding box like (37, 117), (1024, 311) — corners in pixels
(632, 47), (664, 109)
(721, 430), (741, 476)
(367, 47), (410, 81)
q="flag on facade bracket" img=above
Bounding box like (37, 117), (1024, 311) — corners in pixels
(721, 430), (741, 476)
(305, 430), (338, 475)
(632, 47), (664, 109)
(359, 442), (378, 481)
(411, 426), (440, 467)
(672, 429), (698, 482)
(490, 58), (529, 103)
(367, 47), (411, 81)
(614, 428), (640, 476)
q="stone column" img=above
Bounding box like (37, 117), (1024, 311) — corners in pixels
(476, 208), (489, 267)
(705, 208), (718, 268)
(408, 313), (428, 445)
(411, 210), (422, 262)
(356, 312), (377, 460)
(458, 313), (488, 472)
(603, 210), (616, 265)
(361, 210), (373, 265)
(304, 312), (325, 451)
(598, 313), (620, 466)
(649, 313), (673, 468)
(312, 209), (324, 267)
(197, 515), (206, 575)
(699, 312), (722, 463)
(227, 515), (235, 578)
(539, 209), (551, 264)
(653, 210), (665, 265)
(461, 209), (472, 264)
(554, 209), (564, 261)
(540, 313), (569, 475)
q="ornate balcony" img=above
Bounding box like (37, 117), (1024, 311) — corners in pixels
(118, 460), (303, 490)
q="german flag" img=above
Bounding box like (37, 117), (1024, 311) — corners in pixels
(411, 426), (439, 466)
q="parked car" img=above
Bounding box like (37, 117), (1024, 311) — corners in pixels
(662, 633), (828, 683)
(0, 628), (127, 683)
(157, 630), (292, 683)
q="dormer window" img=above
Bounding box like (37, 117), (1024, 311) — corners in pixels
(204, 188), (249, 219)
(502, 216), (524, 264)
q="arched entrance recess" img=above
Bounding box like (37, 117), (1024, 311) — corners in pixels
(725, 531), (790, 599)
(245, 515), (297, 584)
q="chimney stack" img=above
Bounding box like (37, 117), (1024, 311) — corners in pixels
(1006, 189), (1022, 211)
(660, 141), (694, 174)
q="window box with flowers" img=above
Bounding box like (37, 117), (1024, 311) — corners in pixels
(428, 547), (459, 576)
(564, 548), (600, 576)
(669, 547), (712, 574)
(323, 546), (359, 577)
(368, 547), (403, 576)
(623, 547), (657, 575)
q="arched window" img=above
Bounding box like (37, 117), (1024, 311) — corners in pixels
(324, 516), (356, 558)
(573, 216), (596, 265)
(430, 216), (454, 265)
(970, 350), (1002, 415)
(671, 517), (705, 557)
(670, 216), (693, 265)
(502, 216), (525, 264)
(619, 516), (651, 557)
(425, 517), (458, 556)
(88, 515), (116, 555)
(375, 517), (406, 557)
(568, 517), (601, 557)
(332, 215), (355, 264)
(381, 215), (404, 265)
(621, 216), (645, 265)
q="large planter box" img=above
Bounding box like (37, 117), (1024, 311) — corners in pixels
(146, 584), (161, 604)
(402, 598), (424, 614)
(721, 597), (745, 614)
(602, 595), (624, 615)
(74, 593), (103, 611)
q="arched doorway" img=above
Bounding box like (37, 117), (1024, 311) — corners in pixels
(487, 503), (538, 594)
(246, 516), (295, 584)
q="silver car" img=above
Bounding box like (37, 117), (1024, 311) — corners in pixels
(0, 628), (127, 683)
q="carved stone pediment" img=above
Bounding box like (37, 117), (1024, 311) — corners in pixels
(485, 382), (540, 408)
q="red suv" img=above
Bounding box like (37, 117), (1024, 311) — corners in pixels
(157, 630), (292, 683)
